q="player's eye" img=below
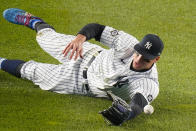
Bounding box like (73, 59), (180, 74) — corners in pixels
(143, 58), (150, 63)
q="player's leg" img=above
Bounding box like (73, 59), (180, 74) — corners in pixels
(0, 57), (83, 94)
(2, 8), (104, 63)
(35, 26), (75, 63)
(35, 27), (104, 64)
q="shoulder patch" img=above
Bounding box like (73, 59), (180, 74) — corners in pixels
(110, 30), (119, 36)
(147, 94), (153, 102)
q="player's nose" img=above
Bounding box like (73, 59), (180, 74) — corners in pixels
(135, 55), (142, 63)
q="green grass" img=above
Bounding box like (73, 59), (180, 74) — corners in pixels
(0, 0), (196, 130)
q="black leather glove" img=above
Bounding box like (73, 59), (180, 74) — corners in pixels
(99, 91), (131, 126)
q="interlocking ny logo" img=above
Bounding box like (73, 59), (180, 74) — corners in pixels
(145, 42), (152, 50)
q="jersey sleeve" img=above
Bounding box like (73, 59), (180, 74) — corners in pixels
(130, 78), (159, 104)
(100, 26), (139, 52)
(77, 23), (105, 41)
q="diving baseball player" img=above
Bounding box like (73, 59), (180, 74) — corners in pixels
(1, 8), (164, 126)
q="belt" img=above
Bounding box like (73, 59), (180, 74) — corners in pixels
(82, 51), (101, 91)
(82, 55), (96, 79)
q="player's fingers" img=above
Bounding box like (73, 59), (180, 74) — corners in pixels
(63, 44), (72, 57)
(74, 45), (83, 60)
(62, 43), (71, 54)
(79, 48), (83, 59)
(69, 46), (77, 60)
(63, 47), (72, 57)
(74, 49), (80, 60)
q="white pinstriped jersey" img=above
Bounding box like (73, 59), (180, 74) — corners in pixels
(87, 26), (159, 103)
(20, 26), (159, 104)
(20, 28), (104, 96)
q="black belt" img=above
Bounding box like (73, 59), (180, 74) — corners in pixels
(83, 51), (101, 79)
(82, 51), (101, 91)
(82, 55), (96, 79)
(83, 69), (88, 79)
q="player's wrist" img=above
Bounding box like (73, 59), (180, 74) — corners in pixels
(76, 34), (86, 42)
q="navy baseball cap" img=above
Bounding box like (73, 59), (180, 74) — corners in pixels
(134, 34), (164, 60)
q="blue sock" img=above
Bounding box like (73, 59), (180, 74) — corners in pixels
(0, 59), (25, 78)
(30, 19), (43, 29)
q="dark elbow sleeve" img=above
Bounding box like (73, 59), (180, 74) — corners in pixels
(127, 93), (148, 120)
(78, 23), (105, 41)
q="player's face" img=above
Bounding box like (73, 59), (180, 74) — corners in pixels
(132, 52), (160, 71)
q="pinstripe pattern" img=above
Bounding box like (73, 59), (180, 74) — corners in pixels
(20, 27), (159, 103)
(20, 28), (105, 96)
(87, 26), (159, 103)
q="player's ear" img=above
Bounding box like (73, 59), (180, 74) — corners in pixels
(154, 56), (160, 62)
(155, 56), (160, 61)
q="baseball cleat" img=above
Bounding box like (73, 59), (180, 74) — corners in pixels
(3, 8), (43, 30)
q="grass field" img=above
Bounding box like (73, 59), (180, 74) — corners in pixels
(0, 0), (196, 130)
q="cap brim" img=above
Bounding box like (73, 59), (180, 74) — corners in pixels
(134, 44), (157, 60)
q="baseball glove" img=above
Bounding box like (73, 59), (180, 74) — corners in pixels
(99, 91), (131, 126)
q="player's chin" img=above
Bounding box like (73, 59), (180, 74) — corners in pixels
(134, 67), (143, 71)
(133, 64), (143, 70)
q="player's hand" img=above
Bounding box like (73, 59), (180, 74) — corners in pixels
(62, 34), (86, 60)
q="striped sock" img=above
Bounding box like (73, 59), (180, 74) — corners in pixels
(30, 19), (43, 29)
(29, 19), (43, 29)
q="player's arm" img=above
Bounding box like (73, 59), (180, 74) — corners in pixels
(99, 92), (148, 126)
(100, 78), (159, 125)
(62, 23), (105, 60)
(77, 23), (105, 41)
(127, 93), (148, 120)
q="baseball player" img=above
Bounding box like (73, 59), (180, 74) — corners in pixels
(1, 8), (164, 126)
